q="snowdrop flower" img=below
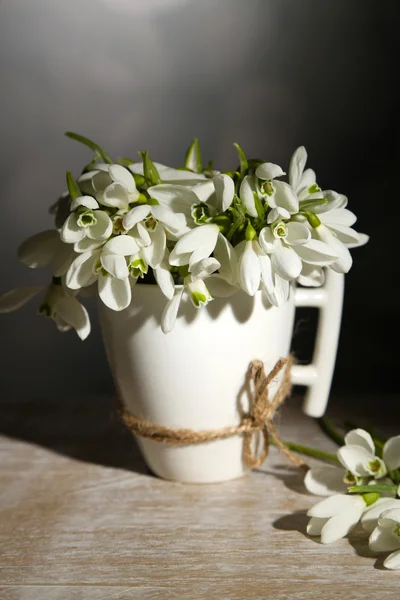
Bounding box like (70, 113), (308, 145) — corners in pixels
(337, 429), (387, 480)
(289, 146), (324, 205)
(369, 508), (400, 569)
(129, 161), (208, 185)
(60, 196), (113, 249)
(66, 234), (138, 311)
(0, 279), (90, 340)
(79, 164), (140, 210)
(305, 429), (390, 497)
(307, 493), (367, 544)
(254, 162), (299, 214)
(18, 230), (75, 277)
(161, 257), (220, 333)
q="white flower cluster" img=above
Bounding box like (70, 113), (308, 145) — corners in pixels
(0, 134), (368, 339)
(305, 428), (400, 570)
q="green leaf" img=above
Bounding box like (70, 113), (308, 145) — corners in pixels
(66, 171), (81, 201)
(184, 138), (202, 173)
(253, 193), (265, 220)
(233, 143), (248, 178)
(139, 150), (161, 185)
(348, 484), (398, 495)
(81, 154), (102, 174)
(65, 131), (113, 164)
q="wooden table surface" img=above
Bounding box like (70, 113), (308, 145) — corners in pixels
(0, 393), (399, 599)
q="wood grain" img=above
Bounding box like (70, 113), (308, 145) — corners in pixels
(0, 394), (398, 599)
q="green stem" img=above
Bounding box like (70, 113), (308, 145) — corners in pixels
(270, 439), (340, 464)
(348, 484), (398, 495)
(318, 416), (345, 446)
(65, 131), (113, 164)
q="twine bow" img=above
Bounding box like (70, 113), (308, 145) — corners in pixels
(119, 355), (305, 469)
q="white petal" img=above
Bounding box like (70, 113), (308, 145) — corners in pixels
(150, 204), (187, 235)
(97, 183), (130, 210)
(369, 526), (400, 552)
(345, 429), (375, 454)
(239, 175), (258, 217)
(273, 181), (299, 213)
(304, 467), (348, 496)
(101, 253), (129, 279)
(362, 499), (400, 533)
(136, 221), (151, 247)
(189, 180), (215, 203)
(294, 239), (338, 265)
(213, 233), (237, 285)
(316, 224), (352, 272)
(66, 251), (100, 290)
(267, 207), (290, 224)
(132, 162), (206, 183)
(271, 244), (303, 280)
(325, 224), (361, 245)
(297, 264), (325, 287)
(109, 164), (138, 195)
(77, 171), (97, 195)
(337, 445), (373, 477)
(213, 174), (235, 212)
(55, 296), (91, 340)
(148, 184), (199, 217)
(205, 275), (239, 297)
(142, 224), (166, 269)
(259, 227), (278, 254)
(122, 205), (151, 231)
(384, 549), (400, 570)
(91, 169), (112, 193)
(285, 222), (311, 246)
(161, 289), (184, 334)
(314, 190), (348, 213)
(60, 213), (85, 244)
(297, 168), (316, 197)
(255, 162), (285, 181)
(307, 517), (328, 536)
(0, 286), (44, 313)
(154, 252), (175, 300)
(73, 237), (105, 254)
(265, 273), (290, 307)
(170, 224), (219, 262)
(319, 208), (357, 227)
(307, 493), (365, 518)
(258, 253), (274, 294)
(87, 211), (113, 240)
(190, 257), (220, 280)
(98, 275), (131, 311)
(104, 235), (139, 256)
(289, 146), (307, 190)
(383, 436), (400, 471)
(238, 241), (261, 296)
(70, 196), (99, 211)
(347, 233), (369, 249)
(18, 230), (62, 268)
(320, 505), (364, 544)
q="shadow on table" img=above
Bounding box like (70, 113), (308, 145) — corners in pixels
(0, 395), (150, 475)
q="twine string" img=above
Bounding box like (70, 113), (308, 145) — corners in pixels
(120, 355), (306, 470)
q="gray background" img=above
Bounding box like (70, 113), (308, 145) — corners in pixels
(0, 0), (398, 402)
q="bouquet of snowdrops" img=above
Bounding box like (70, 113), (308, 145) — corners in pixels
(0, 133), (368, 339)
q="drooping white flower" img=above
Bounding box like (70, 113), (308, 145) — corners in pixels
(289, 146), (324, 205)
(146, 184), (204, 237)
(79, 164), (140, 210)
(369, 508), (400, 569)
(60, 196), (112, 247)
(307, 493), (367, 544)
(18, 230), (75, 277)
(362, 498), (400, 533)
(255, 162), (299, 213)
(235, 239), (290, 306)
(161, 257), (220, 333)
(258, 221), (311, 280)
(337, 429), (387, 480)
(66, 234), (138, 311)
(0, 280), (90, 340)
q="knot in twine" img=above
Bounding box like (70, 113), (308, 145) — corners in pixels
(120, 355), (306, 470)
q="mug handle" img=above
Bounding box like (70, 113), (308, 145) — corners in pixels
(291, 269), (345, 418)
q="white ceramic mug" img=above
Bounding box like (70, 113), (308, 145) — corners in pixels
(100, 269), (344, 483)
